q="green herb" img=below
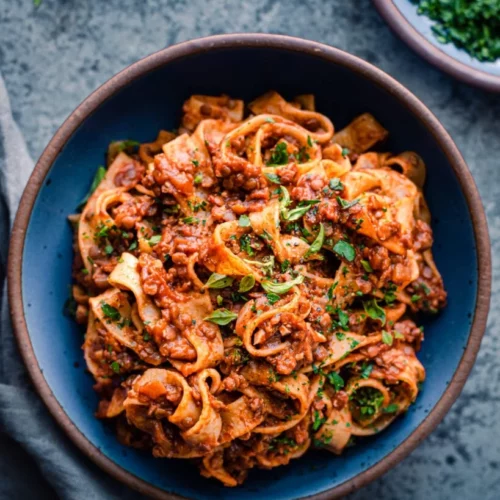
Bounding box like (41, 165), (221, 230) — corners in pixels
(243, 255), (275, 276)
(239, 275), (255, 293)
(101, 303), (121, 321)
(307, 135), (313, 147)
(267, 142), (289, 166)
(265, 173), (281, 184)
(143, 332), (151, 341)
(266, 293), (281, 305)
(361, 260), (373, 273)
(333, 240), (356, 262)
(104, 244), (114, 255)
(265, 117), (275, 124)
(329, 178), (344, 191)
(304, 223), (325, 258)
(279, 185), (291, 209)
(382, 330), (393, 346)
(281, 259), (291, 273)
(128, 241), (138, 251)
(239, 234), (255, 256)
(268, 368), (281, 383)
(204, 273), (234, 289)
(363, 298), (386, 325)
(360, 362), (373, 379)
(414, 0), (500, 62)
(384, 403), (399, 414)
(216, 295), (224, 306)
(183, 216), (198, 225)
(110, 361), (120, 374)
(148, 234), (162, 246)
(351, 387), (384, 419)
(421, 283), (431, 295)
(193, 173), (203, 185)
(192, 159), (199, 167)
(34, 0), (42, 6)
(282, 200), (320, 222)
(383, 283), (397, 304)
(337, 309), (349, 329)
(327, 371), (344, 391)
(312, 410), (326, 431)
(394, 331), (405, 340)
(238, 214), (251, 227)
(79, 166), (106, 208)
(341, 147), (350, 157)
(327, 281), (338, 300)
(261, 274), (304, 294)
(336, 196), (359, 209)
(204, 308), (238, 325)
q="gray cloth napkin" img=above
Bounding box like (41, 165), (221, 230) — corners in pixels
(0, 73), (143, 500)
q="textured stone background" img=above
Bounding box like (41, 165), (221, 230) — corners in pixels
(1, 0), (499, 499)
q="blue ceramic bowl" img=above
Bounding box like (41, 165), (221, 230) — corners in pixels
(8, 34), (491, 499)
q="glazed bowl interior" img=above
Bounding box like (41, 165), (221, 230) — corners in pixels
(16, 37), (485, 499)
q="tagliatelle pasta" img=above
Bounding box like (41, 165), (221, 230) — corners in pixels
(69, 91), (446, 486)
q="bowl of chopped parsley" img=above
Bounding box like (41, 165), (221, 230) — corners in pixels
(373, 0), (500, 91)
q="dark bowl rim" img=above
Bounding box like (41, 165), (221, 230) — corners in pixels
(7, 33), (492, 500)
(372, 0), (500, 93)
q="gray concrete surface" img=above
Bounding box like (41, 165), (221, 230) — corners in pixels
(1, 0), (499, 498)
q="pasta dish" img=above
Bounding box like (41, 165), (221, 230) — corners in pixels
(69, 91), (446, 486)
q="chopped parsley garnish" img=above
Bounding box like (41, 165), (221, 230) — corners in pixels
(128, 240), (138, 251)
(383, 403), (399, 414)
(360, 362), (373, 379)
(327, 371), (344, 391)
(110, 361), (120, 374)
(239, 234), (255, 256)
(192, 159), (199, 167)
(281, 259), (291, 273)
(414, 0), (500, 62)
(193, 173), (203, 184)
(312, 410), (326, 431)
(266, 293), (281, 305)
(411, 294), (421, 303)
(101, 303), (121, 321)
(183, 216), (198, 225)
(104, 244), (114, 255)
(267, 142), (289, 166)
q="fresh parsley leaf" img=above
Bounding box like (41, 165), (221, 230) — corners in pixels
(266, 293), (281, 305)
(327, 371), (344, 391)
(329, 178), (343, 191)
(266, 142), (289, 166)
(101, 303), (121, 321)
